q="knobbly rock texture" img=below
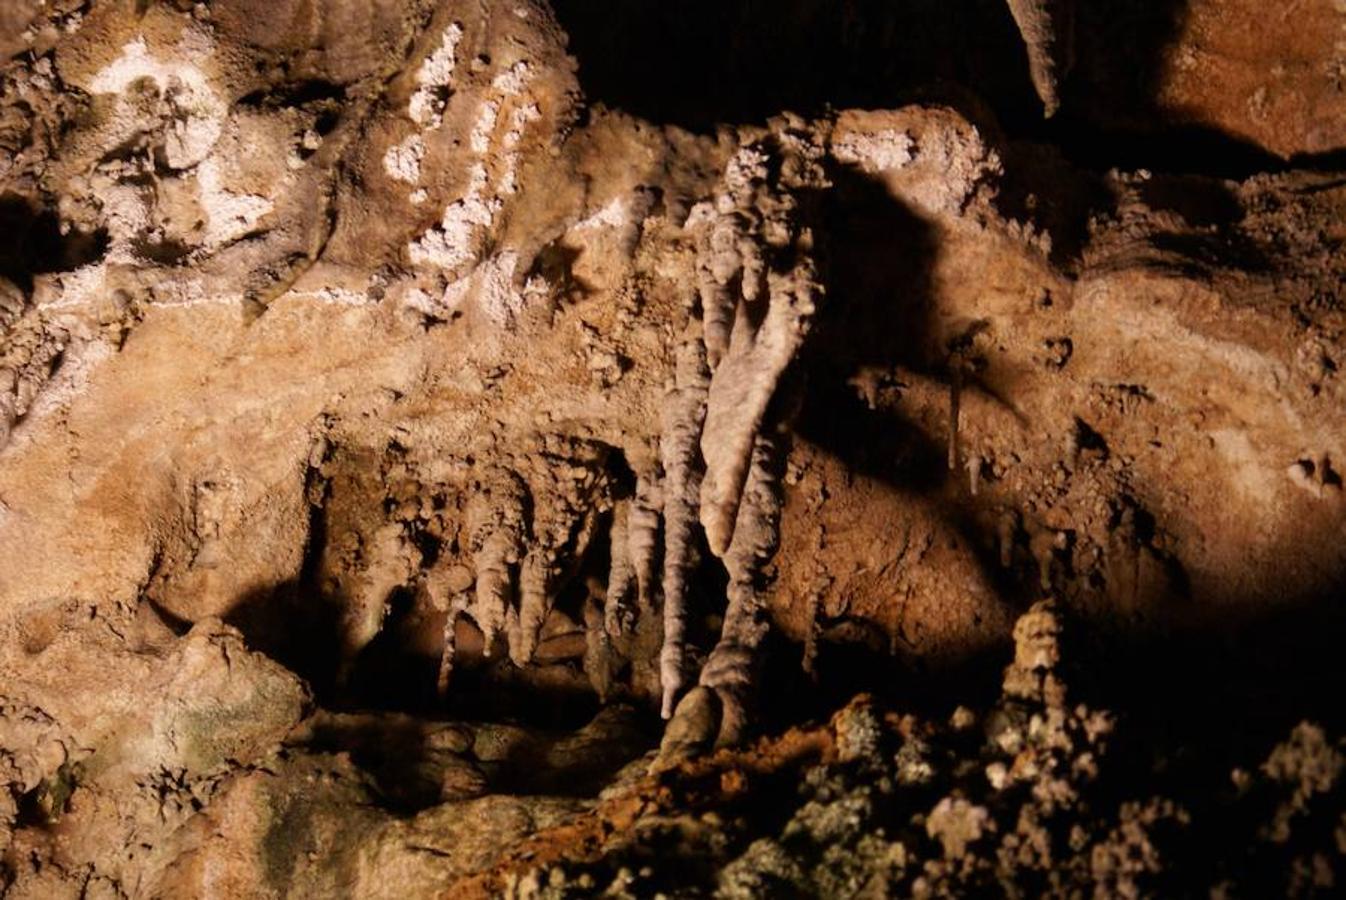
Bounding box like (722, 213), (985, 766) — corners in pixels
(455, 604), (1346, 899)
(1, 613), (309, 895)
(1, 0), (1344, 896)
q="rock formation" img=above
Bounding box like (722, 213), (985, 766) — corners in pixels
(1, 0), (1345, 895)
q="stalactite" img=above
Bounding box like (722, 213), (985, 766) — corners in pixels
(436, 611), (456, 697)
(514, 547), (557, 666)
(436, 593), (470, 697)
(1005, 0), (1076, 117)
(629, 473), (663, 614)
(582, 593), (615, 701)
(603, 499), (637, 639)
(695, 424), (786, 747)
(512, 446), (610, 666)
(658, 331), (710, 718)
(694, 139), (822, 559)
(465, 467), (527, 655)
(434, 126), (824, 746)
(606, 473), (662, 641)
(652, 125), (825, 728)
(699, 267), (817, 556)
(693, 200), (749, 370)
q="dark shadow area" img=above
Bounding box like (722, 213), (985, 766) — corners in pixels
(0, 193), (108, 293)
(1060, 0), (1189, 133)
(756, 625), (1011, 736)
(1071, 591), (1346, 758)
(549, 0), (1044, 133)
(475, 704), (659, 797)
(224, 579), (347, 694)
(290, 704), (656, 810)
(781, 159), (1346, 773)
(224, 482), (347, 699)
(804, 165), (943, 374)
(995, 141), (1114, 267)
(344, 584), (444, 709)
(1046, 119), (1289, 180)
(296, 712), (443, 811)
(424, 643), (609, 730)
(547, 0), (1344, 181)
(552, 0), (1346, 180)
(1136, 173), (1244, 226)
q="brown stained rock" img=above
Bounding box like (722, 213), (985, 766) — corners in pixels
(1153, 0), (1346, 158)
(1073, 0), (1346, 159)
(770, 441), (1011, 673)
(0, 0), (41, 62)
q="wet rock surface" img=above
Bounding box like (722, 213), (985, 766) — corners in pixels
(0, 1), (1344, 896)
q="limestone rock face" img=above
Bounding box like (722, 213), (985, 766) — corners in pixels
(0, 613), (308, 894)
(1076, 0), (1346, 159)
(1, 1), (1344, 896)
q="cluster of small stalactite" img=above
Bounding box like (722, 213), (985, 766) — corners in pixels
(423, 123), (828, 749)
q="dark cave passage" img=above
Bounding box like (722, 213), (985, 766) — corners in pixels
(550, 0), (1043, 132)
(549, 0), (1343, 178)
